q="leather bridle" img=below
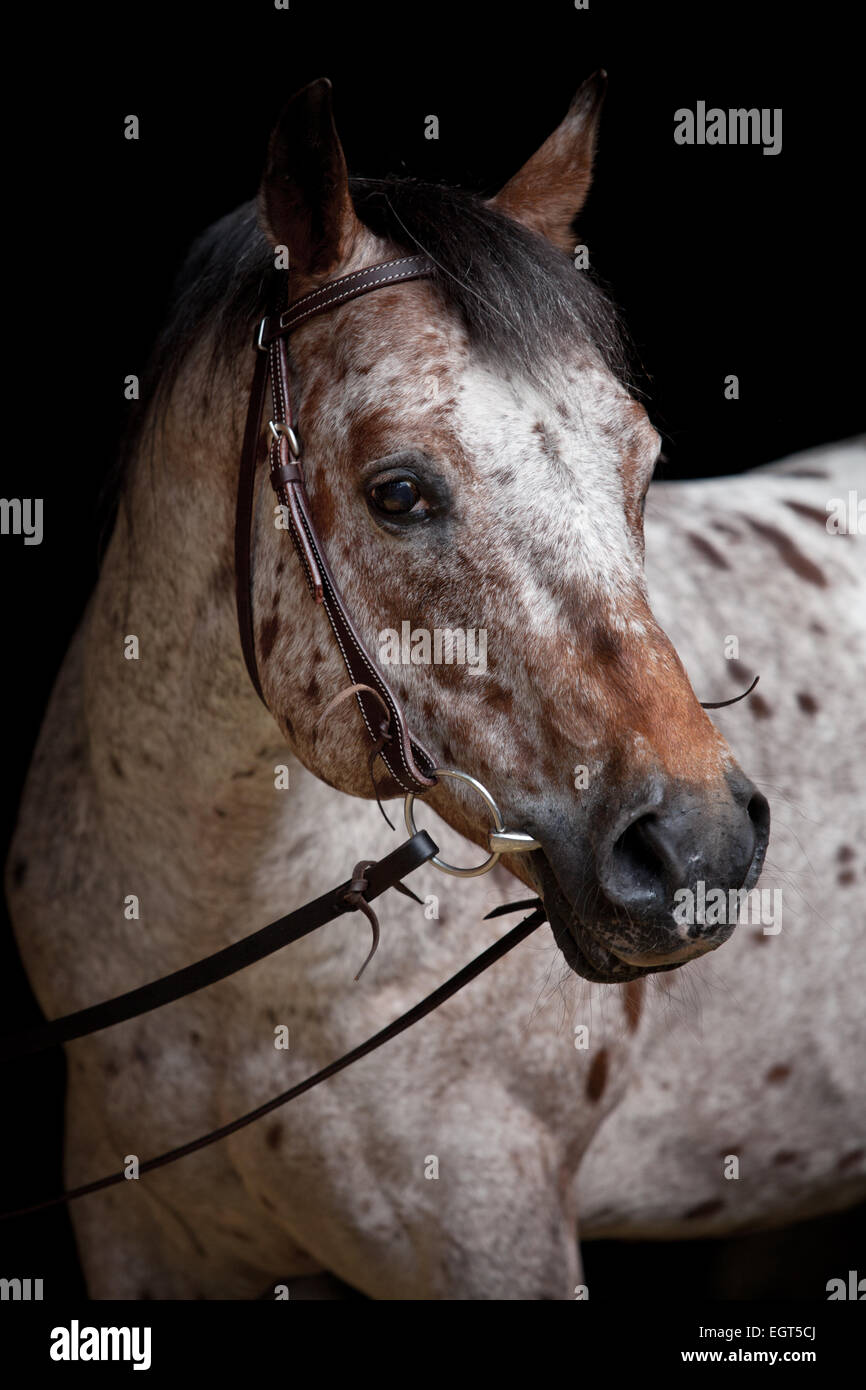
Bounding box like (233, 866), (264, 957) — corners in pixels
(236, 254), (439, 796)
(0, 255), (547, 1219)
(236, 252), (541, 875)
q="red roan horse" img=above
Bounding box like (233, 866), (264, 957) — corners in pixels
(7, 77), (865, 1298)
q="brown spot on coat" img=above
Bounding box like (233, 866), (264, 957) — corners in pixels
(744, 517), (827, 587)
(838, 1149), (864, 1171)
(837, 845), (855, 863)
(484, 682), (514, 716)
(586, 1048), (609, 1102)
(687, 532), (730, 569)
(259, 615), (279, 662)
(623, 978), (644, 1033)
(493, 463), (519, 487)
(591, 624), (625, 669)
(346, 404), (401, 467)
(773, 1150), (799, 1166)
(728, 659), (755, 684)
(210, 555), (235, 594)
(796, 692), (819, 715)
(310, 478), (337, 536)
(749, 693), (772, 719)
(684, 1198), (725, 1220)
(838, 869), (856, 886)
(766, 1063), (791, 1083)
(785, 499), (831, 528)
(266, 1122), (282, 1151)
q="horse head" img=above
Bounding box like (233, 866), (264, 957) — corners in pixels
(238, 76), (769, 982)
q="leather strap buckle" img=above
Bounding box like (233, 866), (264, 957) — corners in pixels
(268, 420), (300, 458)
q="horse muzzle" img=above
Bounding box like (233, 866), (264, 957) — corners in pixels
(526, 770), (770, 983)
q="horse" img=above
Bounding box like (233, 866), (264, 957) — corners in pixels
(5, 75), (864, 1299)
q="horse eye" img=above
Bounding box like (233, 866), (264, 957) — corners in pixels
(368, 477), (427, 517)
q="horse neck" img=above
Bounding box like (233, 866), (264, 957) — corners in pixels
(83, 339), (335, 920)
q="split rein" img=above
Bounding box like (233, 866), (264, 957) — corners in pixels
(1, 828), (545, 1218)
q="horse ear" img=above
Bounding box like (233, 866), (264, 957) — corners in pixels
(488, 71), (607, 254)
(258, 78), (363, 278)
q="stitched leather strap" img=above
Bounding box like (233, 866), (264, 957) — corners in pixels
(235, 345), (271, 703)
(0, 832), (438, 1062)
(235, 254), (438, 794)
(258, 254), (435, 344)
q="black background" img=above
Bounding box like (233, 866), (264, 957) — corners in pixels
(1, 0), (863, 1300)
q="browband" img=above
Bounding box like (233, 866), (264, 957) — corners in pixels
(235, 253), (439, 796)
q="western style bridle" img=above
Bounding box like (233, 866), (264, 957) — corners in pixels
(0, 255), (546, 1219)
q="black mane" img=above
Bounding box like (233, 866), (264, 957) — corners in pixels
(352, 179), (627, 377)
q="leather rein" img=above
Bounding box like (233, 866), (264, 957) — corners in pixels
(0, 255), (547, 1219)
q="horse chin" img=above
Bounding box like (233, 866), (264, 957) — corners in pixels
(546, 904), (684, 984)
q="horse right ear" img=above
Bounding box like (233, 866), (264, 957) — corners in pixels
(258, 78), (364, 279)
(488, 71), (607, 254)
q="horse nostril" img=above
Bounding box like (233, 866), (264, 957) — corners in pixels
(605, 813), (676, 912)
(743, 789), (771, 882)
(600, 784), (770, 923)
(747, 790), (771, 840)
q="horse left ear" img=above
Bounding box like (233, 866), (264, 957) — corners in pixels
(258, 77), (364, 279)
(488, 71), (607, 253)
